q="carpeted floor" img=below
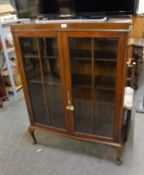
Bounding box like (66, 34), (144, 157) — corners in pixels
(0, 63), (144, 175)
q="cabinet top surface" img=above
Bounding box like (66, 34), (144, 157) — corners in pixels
(11, 18), (131, 33)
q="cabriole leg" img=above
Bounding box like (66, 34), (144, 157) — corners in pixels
(114, 146), (123, 165)
(28, 126), (37, 144)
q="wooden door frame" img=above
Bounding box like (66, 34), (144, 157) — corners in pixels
(12, 31), (69, 133)
(62, 31), (128, 143)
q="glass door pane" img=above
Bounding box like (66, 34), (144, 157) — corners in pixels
(69, 38), (93, 134)
(94, 39), (118, 138)
(19, 37), (66, 129)
(39, 38), (66, 129)
(19, 38), (49, 125)
(69, 37), (118, 138)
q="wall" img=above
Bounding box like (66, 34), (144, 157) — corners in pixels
(131, 16), (144, 38)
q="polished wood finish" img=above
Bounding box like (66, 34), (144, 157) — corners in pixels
(28, 126), (37, 144)
(12, 22), (130, 163)
(11, 22), (130, 33)
(114, 145), (123, 165)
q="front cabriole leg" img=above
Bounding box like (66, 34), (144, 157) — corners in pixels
(114, 145), (123, 165)
(28, 126), (37, 144)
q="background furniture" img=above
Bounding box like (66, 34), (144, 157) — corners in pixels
(0, 18), (30, 96)
(0, 72), (8, 107)
(12, 21), (130, 164)
(123, 87), (134, 143)
(128, 39), (144, 89)
(126, 61), (136, 88)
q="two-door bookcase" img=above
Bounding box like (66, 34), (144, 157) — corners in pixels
(11, 21), (130, 164)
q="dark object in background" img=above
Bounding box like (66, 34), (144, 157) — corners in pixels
(14, 0), (138, 19)
(0, 72), (8, 108)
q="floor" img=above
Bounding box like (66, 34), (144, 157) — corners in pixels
(0, 67), (144, 175)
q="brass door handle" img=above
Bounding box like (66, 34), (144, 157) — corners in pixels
(67, 91), (71, 105)
(66, 105), (74, 111)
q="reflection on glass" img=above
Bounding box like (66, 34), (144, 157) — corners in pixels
(39, 38), (66, 129)
(94, 39), (118, 137)
(20, 37), (66, 129)
(20, 38), (49, 125)
(70, 38), (93, 134)
(69, 38), (118, 138)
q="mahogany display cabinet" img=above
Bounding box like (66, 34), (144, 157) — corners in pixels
(11, 21), (130, 164)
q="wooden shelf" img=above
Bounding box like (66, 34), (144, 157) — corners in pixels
(72, 56), (117, 62)
(74, 84), (91, 89)
(95, 58), (117, 62)
(73, 74), (115, 91)
(24, 55), (57, 60)
(95, 84), (115, 91)
(74, 89), (115, 107)
(29, 79), (42, 84)
(42, 56), (57, 59)
(72, 71), (115, 77)
(71, 49), (117, 58)
(29, 79), (60, 86)
(24, 55), (38, 59)
(74, 83), (115, 91)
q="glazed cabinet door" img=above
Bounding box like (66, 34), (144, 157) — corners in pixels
(63, 32), (125, 140)
(18, 34), (67, 130)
